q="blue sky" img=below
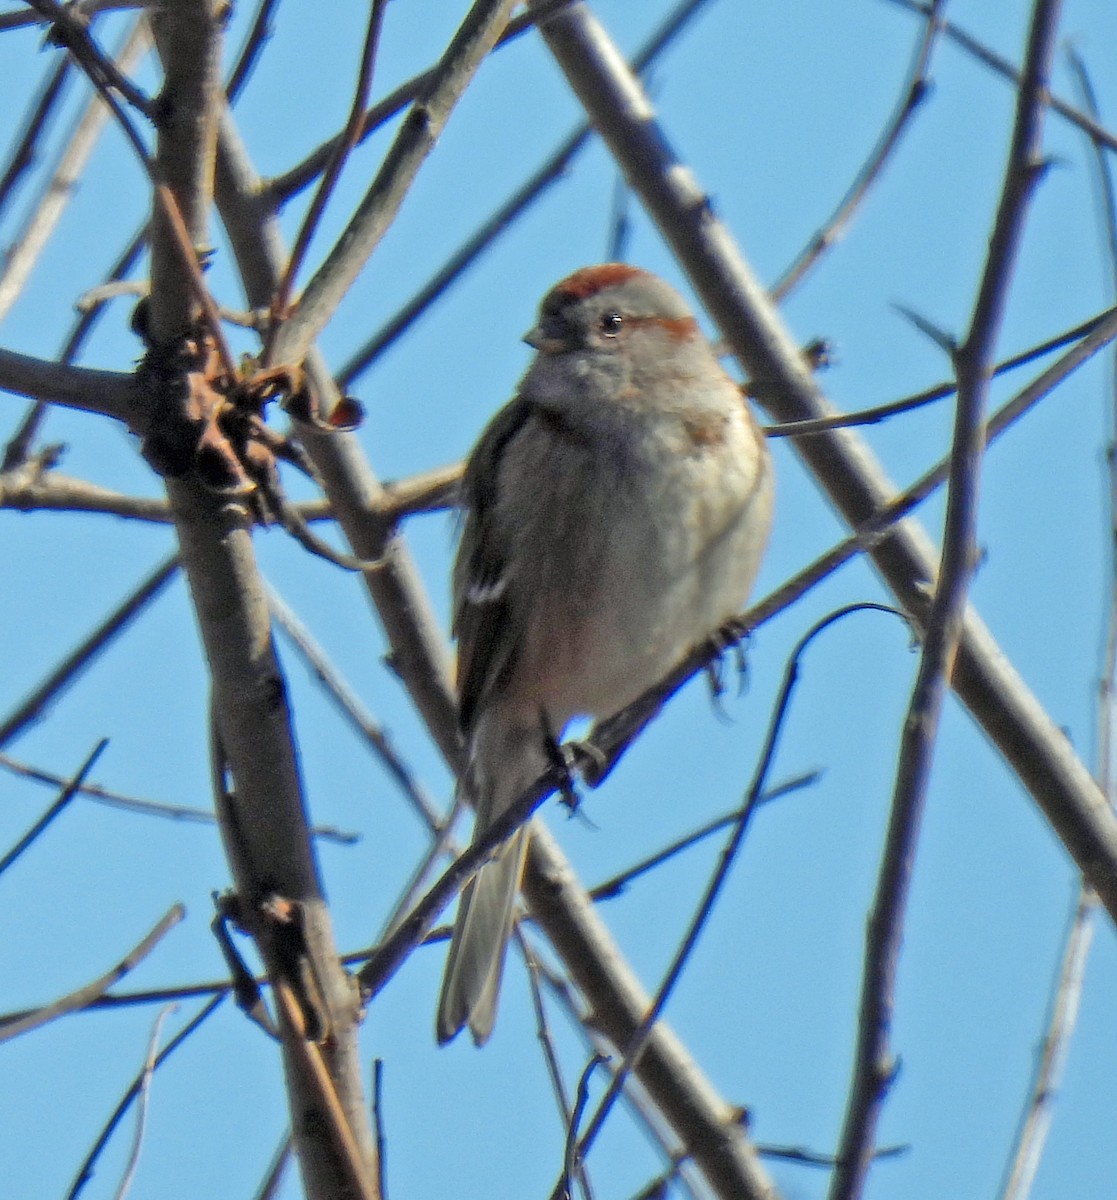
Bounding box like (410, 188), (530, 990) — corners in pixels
(2, 2), (1116, 1198)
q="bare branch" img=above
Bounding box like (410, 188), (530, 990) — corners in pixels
(0, 748), (358, 840)
(831, 6), (1062, 1194)
(22, 0), (152, 115)
(66, 996), (225, 1200)
(0, 903), (184, 1042)
(251, 1134), (294, 1200)
(0, 55), (71, 222)
(0, 0), (144, 34)
(763, 305), (1117, 440)
(225, 0), (282, 105)
(0, 555), (177, 748)
(264, 0), (574, 203)
(148, 6), (379, 1195)
(0, 17), (149, 324)
(771, 0), (946, 299)
(266, 0), (388, 350)
(997, 894), (1095, 1200)
(588, 772), (822, 903)
(266, 583), (442, 830)
(268, 0), (519, 369)
(880, 0), (1117, 154)
(0, 739), (108, 875)
(112, 1004), (174, 1200)
(0, 348), (140, 423)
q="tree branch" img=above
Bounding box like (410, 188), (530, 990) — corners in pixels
(267, 0), (519, 368)
(831, 3), (1063, 1193)
(147, 6), (379, 1197)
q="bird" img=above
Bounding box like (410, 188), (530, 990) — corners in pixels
(436, 263), (774, 1045)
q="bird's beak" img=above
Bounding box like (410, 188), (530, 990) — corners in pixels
(523, 318), (568, 354)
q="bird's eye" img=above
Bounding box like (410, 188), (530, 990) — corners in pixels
(600, 312), (624, 336)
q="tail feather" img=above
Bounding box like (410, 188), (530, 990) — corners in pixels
(436, 825), (530, 1044)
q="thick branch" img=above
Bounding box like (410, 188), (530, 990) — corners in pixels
(0, 349), (139, 424)
(147, 6), (378, 1198)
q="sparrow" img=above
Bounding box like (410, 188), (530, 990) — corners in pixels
(437, 263), (773, 1044)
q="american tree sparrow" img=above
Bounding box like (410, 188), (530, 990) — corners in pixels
(437, 264), (773, 1044)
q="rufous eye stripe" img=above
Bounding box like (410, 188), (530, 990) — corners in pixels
(626, 315), (699, 339)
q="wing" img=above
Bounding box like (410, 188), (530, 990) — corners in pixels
(453, 396), (535, 737)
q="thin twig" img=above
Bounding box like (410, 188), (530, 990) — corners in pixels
(66, 995), (225, 1200)
(771, 0), (946, 299)
(356, 749), (570, 1000)
(0, 739), (108, 875)
(112, 1005), (175, 1200)
(226, 0), (283, 104)
(520, 930), (577, 1134)
(559, 605), (907, 1195)
(0, 903), (184, 1042)
(266, 584), (442, 829)
(56, 223), (148, 358)
(376, 801), (461, 939)
(251, 1133), (294, 1200)
(0, 556), (178, 749)
(1068, 51), (1117, 351)
(528, 951), (705, 1200)
(0, 55), (71, 222)
(266, 0), (388, 354)
(763, 305), (1116, 440)
(267, 0), (519, 369)
(562, 1055), (608, 1200)
(761, 1143), (907, 1168)
(588, 772), (821, 903)
(829, 7), (1061, 1196)
(0, 748), (356, 840)
(996, 894), (1094, 1200)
